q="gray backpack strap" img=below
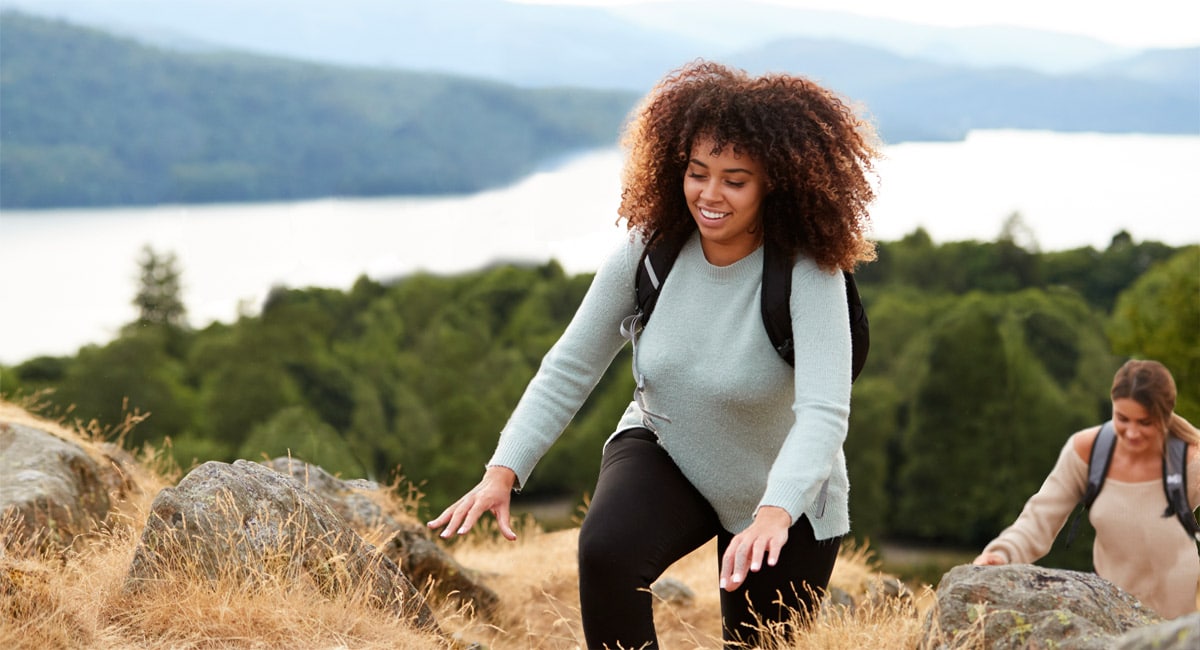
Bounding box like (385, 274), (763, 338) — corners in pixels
(1084, 422), (1117, 508)
(1163, 435), (1200, 542)
(1065, 421), (1116, 547)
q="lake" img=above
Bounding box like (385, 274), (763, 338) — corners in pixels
(1, 130), (1197, 366)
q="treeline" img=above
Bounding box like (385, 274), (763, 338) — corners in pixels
(4, 229), (1196, 569)
(0, 11), (638, 209)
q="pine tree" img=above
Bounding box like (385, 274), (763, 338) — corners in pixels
(132, 245), (187, 329)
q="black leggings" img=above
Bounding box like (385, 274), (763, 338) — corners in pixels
(577, 428), (841, 650)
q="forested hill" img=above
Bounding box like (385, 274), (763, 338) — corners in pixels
(0, 11), (638, 209)
(3, 10), (1197, 210)
(5, 236), (1196, 572)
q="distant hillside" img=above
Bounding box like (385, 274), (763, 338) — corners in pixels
(0, 0), (1172, 82)
(2, 9), (1196, 210)
(0, 12), (638, 209)
(0, 0), (706, 91)
(1089, 47), (1200, 85)
(729, 39), (1200, 141)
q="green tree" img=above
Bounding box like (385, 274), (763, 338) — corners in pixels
(891, 288), (1114, 554)
(1041, 232), (1178, 312)
(842, 375), (899, 545)
(188, 324), (304, 454)
(5, 355), (72, 401)
(131, 245), (187, 329)
(1107, 246), (1200, 419)
(536, 352), (634, 500)
(237, 405), (365, 477)
(51, 328), (194, 447)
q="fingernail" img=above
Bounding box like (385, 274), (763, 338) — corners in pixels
(719, 579), (727, 589)
(731, 573), (742, 583)
(457, 526), (468, 535)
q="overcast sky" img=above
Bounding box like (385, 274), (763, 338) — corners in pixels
(519, 0), (1200, 48)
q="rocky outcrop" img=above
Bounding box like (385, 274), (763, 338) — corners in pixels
(924, 564), (1163, 649)
(124, 459), (438, 631)
(0, 422), (112, 551)
(263, 456), (500, 619)
(1112, 611), (1200, 649)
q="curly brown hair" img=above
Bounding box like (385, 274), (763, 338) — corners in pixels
(618, 60), (881, 271)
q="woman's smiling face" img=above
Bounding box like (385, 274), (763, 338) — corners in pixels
(683, 136), (769, 266)
(1112, 397), (1165, 458)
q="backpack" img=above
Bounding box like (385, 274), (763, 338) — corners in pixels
(1064, 420), (1200, 546)
(633, 230), (870, 381)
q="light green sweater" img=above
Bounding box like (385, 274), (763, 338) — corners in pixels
(488, 231), (853, 539)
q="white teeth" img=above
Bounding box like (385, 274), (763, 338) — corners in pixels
(699, 208), (729, 220)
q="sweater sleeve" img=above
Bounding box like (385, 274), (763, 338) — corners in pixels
(486, 235), (640, 488)
(982, 434), (1088, 564)
(758, 259), (853, 522)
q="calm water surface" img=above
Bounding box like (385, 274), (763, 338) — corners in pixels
(1, 130), (1197, 365)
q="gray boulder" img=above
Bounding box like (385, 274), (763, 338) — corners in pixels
(1112, 611), (1200, 650)
(264, 456), (500, 620)
(924, 564), (1162, 650)
(124, 459), (437, 631)
(0, 421), (111, 551)
(650, 576), (694, 608)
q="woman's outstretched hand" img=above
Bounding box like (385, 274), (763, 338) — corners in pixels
(972, 551), (1008, 566)
(427, 465), (519, 541)
(720, 505), (791, 592)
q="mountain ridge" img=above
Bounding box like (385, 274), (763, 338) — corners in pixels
(2, 0), (1194, 87)
(0, 11), (639, 209)
(1, 8), (1196, 210)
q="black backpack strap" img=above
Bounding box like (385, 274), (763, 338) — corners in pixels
(1162, 435), (1200, 542)
(1065, 421), (1117, 547)
(639, 233), (869, 378)
(762, 247), (869, 377)
(845, 272), (868, 381)
(635, 230), (680, 327)
(760, 243), (794, 365)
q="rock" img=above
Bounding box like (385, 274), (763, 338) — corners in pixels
(0, 421), (111, 551)
(1112, 611), (1200, 650)
(124, 459), (437, 631)
(824, 585), (855, 613)
(923, 564), (1162, 650)
(822, 576), (916, 621)
(263, 456), (501, 620)
(650, 576), (694, 607)
(868, 575), (914, 606)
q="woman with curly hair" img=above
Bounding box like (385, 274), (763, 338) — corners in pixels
(429, 60), (881, 648)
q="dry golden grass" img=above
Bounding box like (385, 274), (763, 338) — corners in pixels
(1, 401), (965, 649)
(440, 521), (948, 649)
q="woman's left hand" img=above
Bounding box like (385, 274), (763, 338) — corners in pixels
(720, 505), (791, 592)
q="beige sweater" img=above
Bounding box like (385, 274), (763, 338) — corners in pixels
(982, 429), (1200, 619)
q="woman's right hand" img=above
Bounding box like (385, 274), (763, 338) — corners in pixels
(427, 465), (519, 541)
(972, 551), (1008, 566)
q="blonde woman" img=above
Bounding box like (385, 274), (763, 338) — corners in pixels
(975, 359), (1200, 618)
